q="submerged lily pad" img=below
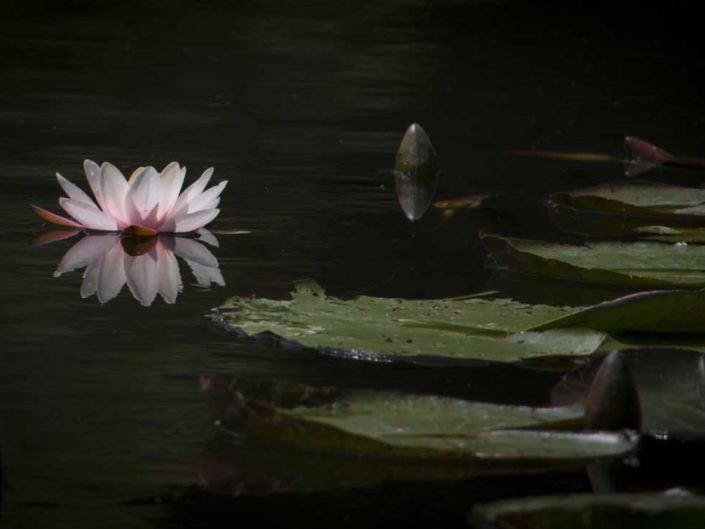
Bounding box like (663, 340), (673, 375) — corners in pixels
(482, 233), (705, 289)
(202, 377), (636, 472)
(470, 490), (705, 529)
(212, 280), (605, 365)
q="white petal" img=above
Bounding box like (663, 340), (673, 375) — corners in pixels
(59, 198), (119, 231)
(54, 234), (120, 276)
(168, 167), (214, 218)
(127, 166), (145, 185)
(97, 243), (127, 303)
(84, 160), (108, 212)
(185, 180), (228, 213)
(56, 172), (96, 206)
(156, 241), (181, 304)
(100, 162), (130, 225)
(164, 208), (220, 233)
(157, 162), (185, 220)
(125, 249), (159, 307)
(125, 166), (160, 226)
(200, 197), (221, 211)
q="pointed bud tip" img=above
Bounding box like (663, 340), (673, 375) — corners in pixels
(403, 122), (429, 140)
(585, 350), (641, 431)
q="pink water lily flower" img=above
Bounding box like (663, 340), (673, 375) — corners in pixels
(31, 160), (227, 235)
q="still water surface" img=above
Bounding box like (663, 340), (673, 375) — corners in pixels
(1, 2), (704, 527)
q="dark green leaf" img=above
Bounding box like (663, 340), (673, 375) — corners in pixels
(531, 289), (705, 333)
(202, 377), (636, 473)
(212, 280), (606, 364)
(482, 233), (705, 289)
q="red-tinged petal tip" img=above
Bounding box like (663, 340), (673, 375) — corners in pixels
(121, 224), (158, 237)
(30, 204), (84, 228)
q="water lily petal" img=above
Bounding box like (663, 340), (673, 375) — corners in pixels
(84, 160), (108, 212)
(164, 208), (220, 233)
(157, 162), (185, 221)
(125, 249), (159, 307)
(96, 242), (127, 303)
(59, 198), (119, 231)
(200, 198), (221, 212)
(186, 180), (228, 213)
(54, 234), (120, 276)
(100, 162), (130, 225)
(30, 204), (84, 228)
(168, 167), (214, 217)
(127, 166), (145, 185)
(157, 241), (182, 304)
(56, 173), (96, 206)
(125, 166), (160, 225)
(173, 237), (219, 268)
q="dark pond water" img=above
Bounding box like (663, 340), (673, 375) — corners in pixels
(2, 1), (705, 527)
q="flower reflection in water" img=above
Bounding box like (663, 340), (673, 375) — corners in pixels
(45, 230), (224, 306)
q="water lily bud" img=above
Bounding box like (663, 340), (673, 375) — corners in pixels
(394, 123), (440, 222)
(585, 350), (641, 431)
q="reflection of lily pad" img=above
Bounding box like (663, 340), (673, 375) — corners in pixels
(212, 280), (605, 365)
(482, 233), (705, 289)
(202, 377), (636, 472)
(470, 491), (705, 529)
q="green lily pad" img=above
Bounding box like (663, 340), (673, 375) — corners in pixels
(636, 226), (705, 243)
(202, 377), (636, 472)
(470, 490), (705, 529)
(547, 181), (705, 237)
(550, 181), (705, 216)
(198, 432), (492, 495)
(531, 289), (705, 334)
(212, 280), (605, 365)
(482, 233), (705, 289)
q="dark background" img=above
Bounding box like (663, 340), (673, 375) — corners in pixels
(1, 1), (704, 527)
